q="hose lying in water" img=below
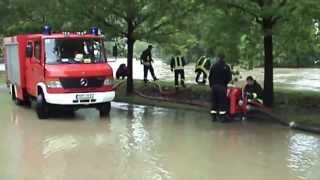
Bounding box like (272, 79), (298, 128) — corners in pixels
(112, 80), (126, 90)
(112, 80), (209, 107)
(113, 80), (178, 96)
(249, 102), (320, 134)
(148, 81), (177, 96)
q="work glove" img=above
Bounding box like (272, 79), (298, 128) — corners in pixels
(252, 93), (258, 99)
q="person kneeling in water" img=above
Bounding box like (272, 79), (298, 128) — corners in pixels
(243, 76), (263, 104)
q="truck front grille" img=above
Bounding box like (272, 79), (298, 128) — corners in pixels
(60, 77), (105, 89)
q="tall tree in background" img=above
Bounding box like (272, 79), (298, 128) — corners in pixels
(2, 0), (320, 100)
(0, 0), (69, 35)
(214, 0), (298, 107)
(71, 0), (197, 94)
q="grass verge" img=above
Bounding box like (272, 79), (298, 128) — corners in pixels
(115, 79), (320, 128)
(0, 72), (6, 85)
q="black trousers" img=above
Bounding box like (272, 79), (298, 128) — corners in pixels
(144, 65), (156, 81)
(174, 69), (185, 87)
(211, 84), (229, 114)
(195, 69), (207, 84)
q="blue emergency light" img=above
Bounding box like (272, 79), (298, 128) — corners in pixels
(89, 27), (100, 36)
(42, 25), (52, 35)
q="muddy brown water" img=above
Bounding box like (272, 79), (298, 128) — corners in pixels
(0, 92), (320, 180)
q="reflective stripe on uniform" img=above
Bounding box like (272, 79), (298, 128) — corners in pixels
(196, 56), (209, 75)
(210, 110), (217, 114)
(253, 93), (258, 98)
(256, 99), (263, 104)
(174, 57), (184, 70)
(219, 111), (227, 115)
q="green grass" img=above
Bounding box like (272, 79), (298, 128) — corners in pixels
(115, 80), (320, 127)
(275, 88), (320, 107)
(0, 72), (6, 85)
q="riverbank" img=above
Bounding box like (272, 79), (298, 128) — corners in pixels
(114, 80), (320, 133)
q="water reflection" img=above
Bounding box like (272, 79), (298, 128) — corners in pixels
(42, 135), (79, 159)
(288, 133), (320, 180)
(113, 103), (171, 180)
(1, 101), (320, 180)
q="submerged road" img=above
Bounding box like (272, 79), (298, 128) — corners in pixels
(0, 92), (320, 180)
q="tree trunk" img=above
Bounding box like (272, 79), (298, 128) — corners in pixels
(126, 20), (135, 94)
(262, 18), (274, 107)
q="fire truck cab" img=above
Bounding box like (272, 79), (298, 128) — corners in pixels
(4, 27), (115, 119)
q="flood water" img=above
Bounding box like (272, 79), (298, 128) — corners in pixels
(0, 93), (320, 180)
(109, 58), (320, 92)
(1, 59), (320, 91)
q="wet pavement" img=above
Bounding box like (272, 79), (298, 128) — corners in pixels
(1, 93), (320, 180)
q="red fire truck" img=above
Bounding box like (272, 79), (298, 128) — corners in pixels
(3, 27), (115, 119)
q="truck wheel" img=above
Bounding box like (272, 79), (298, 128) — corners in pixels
(36, 93), (49, 119)
(99, 102), (111, 117)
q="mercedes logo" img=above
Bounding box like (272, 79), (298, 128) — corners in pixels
(80, 78), (88, 87)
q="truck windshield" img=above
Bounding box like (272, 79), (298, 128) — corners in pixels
(45, 38), (106, 64)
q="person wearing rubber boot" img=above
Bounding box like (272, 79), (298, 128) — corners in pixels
(209, 52), (232, 122)
(170, 55), (186, 90)
(140, 45), (159, 83)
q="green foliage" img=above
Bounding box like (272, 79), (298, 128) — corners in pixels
(1, 0), (320, 68)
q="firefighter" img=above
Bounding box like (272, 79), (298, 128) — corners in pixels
(195, 56), (211, 84)
(112, 44), (118, 59)
(243, 76), (263, 104)
(116, 64), (128, 80)
(170, 55), (186, 90)
(209, 53), (232, 122)
(140, 45), (159, 83)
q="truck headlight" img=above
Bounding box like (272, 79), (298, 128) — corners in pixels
(103, 78), (113, 86)
(47, 81), (63, 88)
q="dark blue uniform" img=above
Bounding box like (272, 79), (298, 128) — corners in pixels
(209, 58), (232, 119)
(141, 47), (158, 83)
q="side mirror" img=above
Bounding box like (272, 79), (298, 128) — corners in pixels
(26, 44), (33, 58)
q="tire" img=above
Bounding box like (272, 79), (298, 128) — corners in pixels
(36, 93), (49, 119)
(24, 97), (32, 107)
(99, 102), (111, 117)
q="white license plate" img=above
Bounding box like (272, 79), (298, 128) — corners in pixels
(76, 94), (94, 101)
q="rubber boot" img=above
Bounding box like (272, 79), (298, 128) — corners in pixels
(210, 110), (217, 122)
(211, 114), (217, 122)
